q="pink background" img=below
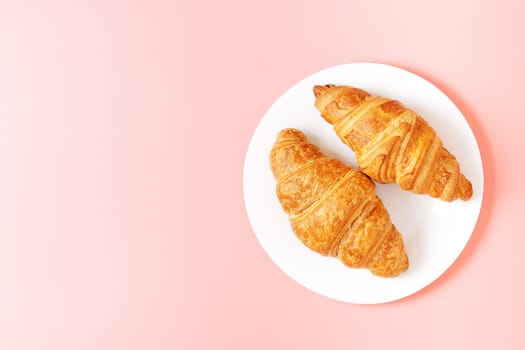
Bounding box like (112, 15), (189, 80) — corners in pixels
(0, 0), (523, 349)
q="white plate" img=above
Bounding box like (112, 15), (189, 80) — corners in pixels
(243, 63), (484, 304)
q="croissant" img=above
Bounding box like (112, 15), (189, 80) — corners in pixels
(313, 84), (473, 201)
(269, 128), (409, 277)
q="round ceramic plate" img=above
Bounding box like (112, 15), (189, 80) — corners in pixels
(243, 63), (484, 304)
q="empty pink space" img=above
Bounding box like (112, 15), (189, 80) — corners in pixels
(0, 0), (523, 349)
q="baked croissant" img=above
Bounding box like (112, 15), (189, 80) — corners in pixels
(313, 84), (473, 201)
(270, 128), (409, 277)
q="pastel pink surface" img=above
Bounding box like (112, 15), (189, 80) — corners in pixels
(0, 0), (523, 349)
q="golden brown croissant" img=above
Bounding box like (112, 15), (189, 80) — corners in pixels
(269, 128), (409, 277)
(313, 84), (473, 201)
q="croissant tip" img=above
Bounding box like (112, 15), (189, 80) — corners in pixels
(313, 84), (334, 98)
(276, 128), (307, 142)
(458, 176), (474, 201)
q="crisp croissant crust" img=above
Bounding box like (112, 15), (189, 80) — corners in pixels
(270, 128), (408, 277)
(313, 84), (473, 201)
